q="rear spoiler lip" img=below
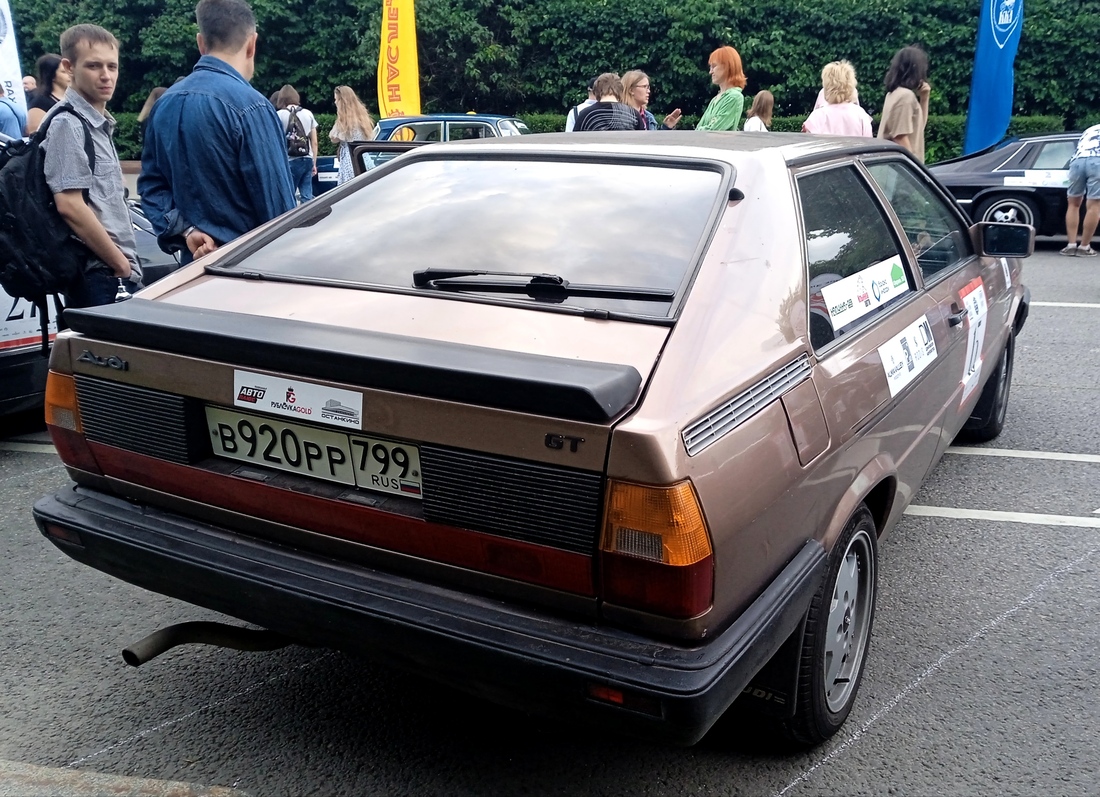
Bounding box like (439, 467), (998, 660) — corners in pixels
(63, 300), (642, 423)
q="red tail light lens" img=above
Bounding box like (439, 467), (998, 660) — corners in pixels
(599, 480), (713, 618)
(44, 371), (101, 474)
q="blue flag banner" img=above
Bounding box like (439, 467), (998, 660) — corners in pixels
(963, 0), (1024, 154)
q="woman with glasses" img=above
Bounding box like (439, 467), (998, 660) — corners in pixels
(621, 70), (681, 130)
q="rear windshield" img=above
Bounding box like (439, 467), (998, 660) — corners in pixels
(224, 156), (725, 318)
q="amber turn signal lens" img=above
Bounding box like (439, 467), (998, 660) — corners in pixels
(44, 371), (82, 433)
(600, 480), (712, 566)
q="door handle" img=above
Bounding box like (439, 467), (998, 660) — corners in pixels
(948, 303), (967, 327)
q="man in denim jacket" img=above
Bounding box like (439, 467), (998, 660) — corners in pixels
(139, 0), (294, 264)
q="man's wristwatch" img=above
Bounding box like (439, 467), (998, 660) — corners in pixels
(183, 225), (198, 239)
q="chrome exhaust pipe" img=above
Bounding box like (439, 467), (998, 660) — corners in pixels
(122, 621), (292, 667)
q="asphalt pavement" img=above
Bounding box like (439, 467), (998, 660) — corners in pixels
(0, 241), (1097, 795)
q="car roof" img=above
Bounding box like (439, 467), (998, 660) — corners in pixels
(376, 114), (518, 125)
(380, 131), (909, 165)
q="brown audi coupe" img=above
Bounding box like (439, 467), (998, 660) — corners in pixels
(33, 132), (1032, 747)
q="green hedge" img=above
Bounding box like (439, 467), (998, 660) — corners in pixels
(114, 112), (1068, 165)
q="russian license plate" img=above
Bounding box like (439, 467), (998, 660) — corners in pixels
(206, 407), (423, 499)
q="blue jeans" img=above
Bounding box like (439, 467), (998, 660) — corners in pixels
(289, 157), (314, 203)
(65, 270), (125, 309)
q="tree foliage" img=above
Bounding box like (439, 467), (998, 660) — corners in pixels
(8, 0), (1099, 126)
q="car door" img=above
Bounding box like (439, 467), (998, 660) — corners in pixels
(797, 162), (946, 508)
(862, 157), (1010, 459)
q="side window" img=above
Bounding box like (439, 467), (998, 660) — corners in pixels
(799, 166), (914, 350)
(447, 123), (493, 140)
(866, 161), (973, 280)
(1031, 140), (1075, 169)
(392, 122), (442, 142)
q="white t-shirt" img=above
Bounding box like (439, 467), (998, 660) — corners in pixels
(277, 106), (318, 158)
(565, 99), (596, 132)
(1074, 124), (1100, 159)
(743, 116), (768, 132)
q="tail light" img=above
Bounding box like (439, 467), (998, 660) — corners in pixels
(599, 480), (713, 618)
(44, 371), (101, 474)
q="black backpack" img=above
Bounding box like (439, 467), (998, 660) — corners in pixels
(0, 105), (94, 353)
(284, 106), (310, 157)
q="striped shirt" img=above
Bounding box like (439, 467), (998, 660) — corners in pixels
(575, 102), (646, 131)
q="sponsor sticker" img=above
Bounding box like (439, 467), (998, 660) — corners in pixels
(233, 370), (363, 429)
(878, 315), (938, 398)
(999, 256), (1011, 288)
(1003, 170), (1068, 189)
(818, 255), (911, 332)
(959, 278), (988, 403)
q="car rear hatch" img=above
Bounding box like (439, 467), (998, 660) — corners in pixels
(47, 144), (731, 613)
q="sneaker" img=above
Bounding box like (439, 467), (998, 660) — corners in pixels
(1078, 246), (1098, 257)
(1060, 244), (1078, 256)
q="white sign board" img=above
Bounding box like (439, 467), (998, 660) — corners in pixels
(0, 288), (55, 352)
(0, 0), (26, 114)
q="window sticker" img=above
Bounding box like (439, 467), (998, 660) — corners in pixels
(1003, 170), (1068, 189)
(878, 314), (937, 398)
(959, 277), (988, 403)
(233, 370), (364, 430)
(818, 255), (910, 332)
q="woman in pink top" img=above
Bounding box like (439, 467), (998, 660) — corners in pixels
(802, 61), (872, 137)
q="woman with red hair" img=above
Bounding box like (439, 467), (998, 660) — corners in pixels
(697, 46), (747, 131)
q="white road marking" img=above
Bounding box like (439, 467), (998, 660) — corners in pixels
(945, 446), (1100, 464)
(905, 504), (1100, 528)
(66, 651), (334, 768)
(0, 442), (56, 455)
(775, 546), (1099, 796)
(1030, 301), (1100, 309)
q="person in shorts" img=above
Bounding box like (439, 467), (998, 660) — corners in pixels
(1063, 124), (1100, 257)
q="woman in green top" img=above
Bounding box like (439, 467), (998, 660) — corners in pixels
(697, 46), (747, 131)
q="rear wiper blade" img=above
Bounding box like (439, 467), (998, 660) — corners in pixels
(411, 268), (674, 302)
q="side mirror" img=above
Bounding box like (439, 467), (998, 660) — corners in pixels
(974, 221), (1034, 258)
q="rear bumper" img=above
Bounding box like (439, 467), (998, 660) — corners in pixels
(34, 484), (825, 745)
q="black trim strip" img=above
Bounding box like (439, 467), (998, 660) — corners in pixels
(63, 301), (642, 423)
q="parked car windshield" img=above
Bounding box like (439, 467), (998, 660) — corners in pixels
(224, 156), (724, 317)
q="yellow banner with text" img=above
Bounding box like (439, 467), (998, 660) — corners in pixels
(377, 0), (421, 119)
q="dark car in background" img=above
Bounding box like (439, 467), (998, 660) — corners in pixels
(374, 113), (530, 142)
(314, 115), (530, 195)
(930, 132), (1082, 236)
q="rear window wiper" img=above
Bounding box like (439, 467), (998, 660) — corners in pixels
(411, 268), (675, 302)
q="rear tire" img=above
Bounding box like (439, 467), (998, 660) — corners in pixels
(957, 333), (1015, 443)
(782, 506), (877, 746)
